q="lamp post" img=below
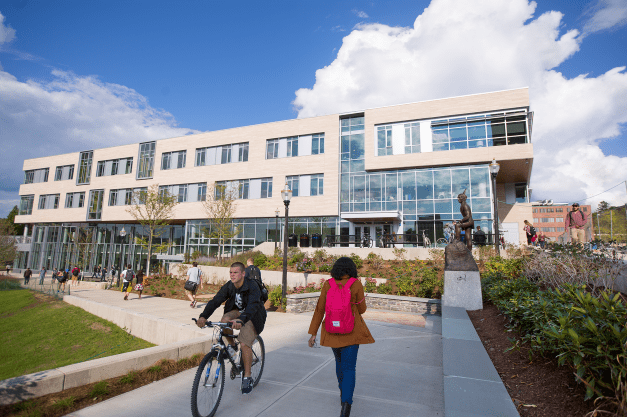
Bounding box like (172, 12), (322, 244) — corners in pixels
(275, 209), (280, 250)
(489, 159), (501, 256)
(281, 184), (292, 303)
(118, 226), (127, 286)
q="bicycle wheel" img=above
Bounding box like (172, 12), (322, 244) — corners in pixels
(191, 351), (225, 417)
(250, 336), (265, 387)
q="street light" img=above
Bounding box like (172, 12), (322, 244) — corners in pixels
(281, 184), (292, 303)
(489, 159), (501, 256)
(275, 209), (280, 250)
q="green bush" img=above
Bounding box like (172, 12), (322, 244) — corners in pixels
(366, 252), (384, 270)
(268, 285), (285, 309)
(253, 252), (268, 268)
(484, 256), (524, 278)
(312, 249), (328, 263)
(364, 277), (377, 293)
(288, 249), (305, 266)
(349, 253), (363, 270)
(377, 282), (393, 295)
(483, 271), (627, 401)
(119, 371), (137, 384)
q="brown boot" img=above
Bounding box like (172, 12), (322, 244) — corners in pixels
(340, 402), (351, 417)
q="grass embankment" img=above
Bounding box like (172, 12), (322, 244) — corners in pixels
(0, 283), (154, 380)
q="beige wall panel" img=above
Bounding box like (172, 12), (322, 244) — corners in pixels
(495, 184), (533, 245)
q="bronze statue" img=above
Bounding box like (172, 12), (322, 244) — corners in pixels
(454, 190), (474, 251)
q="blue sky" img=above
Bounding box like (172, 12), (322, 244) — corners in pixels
(1, 0), (626, 216)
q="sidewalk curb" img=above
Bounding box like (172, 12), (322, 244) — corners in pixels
(442, 305), (519, 417)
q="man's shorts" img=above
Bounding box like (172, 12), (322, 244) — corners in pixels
(221, 310), (257, 348)
(122, 281), (131, 292)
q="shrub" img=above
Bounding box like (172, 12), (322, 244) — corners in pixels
(312, 249), (328, 263)
(392, 247), (407, 261)
(53, 397), (75, 411)
(484, 256), (523, 279)
(177, 357), (191, 366)
(268, 285), (285, 309)
(377, 282), (393, 295)
(89, 381), (109, 398)
(483, 271), (627, 402)
(349, 253), (363, 270)
(364, 277), (377, 293)
(366, 252), (384, 270)
(253, 252), (268, 268)
(288, 248), (305, 266)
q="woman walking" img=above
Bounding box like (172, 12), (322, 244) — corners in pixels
(134, 269), (144, 299)
(308, 257), (375, 417)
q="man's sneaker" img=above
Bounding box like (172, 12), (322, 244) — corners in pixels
(241, 377), (253, 394)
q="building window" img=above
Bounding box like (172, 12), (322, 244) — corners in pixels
(286, 176), (300, 197)
(24, 168), (49, 184)
(514, 183), (527, 203)
(162, 150), (186, 170)
(266, 139), (279, 159)
(311, 174), (324, 196)
(19, 195), (34, 215)
(377, 126), (393, 156)
(238, 180), (249, 200)
(286, 137), (298, 157)
(195, 148), (206, 166)
(533, 218), (539, 223)
(312, 134), (325, 155)
(54, 165), (74, 181)
(261, 178), (272, 198)
(198, 183), (207, 202)
(87, 190), (104, 220)
(38, 194), (60, 210)
(557, 227), (565, 232)
(404, 122), (420, 154)
(556, 207), (563, 212)
(77, 151), (93, 185)
(238, 143), (249, 162)
(108, 189), (118, 206)
(431, 111), (529, 152)
(96, 157), (133, 177)
(221, 145), (232, 164)
(65, 192), (85, 208)
(137, 142), (156, 179)
(178, 184), (188, 203)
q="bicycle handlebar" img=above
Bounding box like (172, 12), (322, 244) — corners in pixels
(192, 318), (233, 329)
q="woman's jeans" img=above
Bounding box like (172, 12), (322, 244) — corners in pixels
(332, 344), (359, 404)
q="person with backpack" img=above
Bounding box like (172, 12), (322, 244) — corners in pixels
(524, 220), (536, 246)
(565, 203), (587, 245)
(57, 268), (69, 293)
(121, 264), (135, 301)
(186, 261), (203, 308)
(196, 262), (267, 395)
(307, 257), (375, 417)
(71, 266), (80, 287)
(244, 258), (268, 304)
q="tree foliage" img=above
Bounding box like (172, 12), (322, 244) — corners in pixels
(6, 206), (24, 236)
(203, 182), (241, 258)
(592, 205), (627, 242)
(126, 184), (178, 273)
(74, 226), (95, 271)
(0, 219), (17, 267)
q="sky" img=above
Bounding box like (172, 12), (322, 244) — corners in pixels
(0, 0), (626, 217)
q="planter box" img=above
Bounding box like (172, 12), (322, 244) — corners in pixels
(286, 292), (441, 315)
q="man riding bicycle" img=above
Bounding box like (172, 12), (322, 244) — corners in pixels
(196, 262), (267, 394)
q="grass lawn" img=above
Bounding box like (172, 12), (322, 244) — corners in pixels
(0, 286), (154, 380)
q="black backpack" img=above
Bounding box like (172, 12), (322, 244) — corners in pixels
(529, 226), (537, 236)
(248, 266), (268, 303)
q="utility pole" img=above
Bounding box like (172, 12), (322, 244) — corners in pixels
(611, 209), (613, 242)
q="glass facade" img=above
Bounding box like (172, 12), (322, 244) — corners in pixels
(19, 195), (34, 215)
(431, 111), (529, 151)
(87, 190), (104, 220)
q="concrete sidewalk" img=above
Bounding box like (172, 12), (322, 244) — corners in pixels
(54, 284), (444, 417)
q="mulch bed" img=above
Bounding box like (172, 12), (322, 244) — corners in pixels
(467, 302), (595, 417)
(0, 356), (204, 417)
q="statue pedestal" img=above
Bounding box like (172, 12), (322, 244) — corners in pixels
(443, 270), (483, 311)
(443, 240), (483, 311)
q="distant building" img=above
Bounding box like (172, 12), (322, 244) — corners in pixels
(532, 201), (594, 242)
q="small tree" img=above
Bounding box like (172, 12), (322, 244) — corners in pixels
(127, 184), (179, 274)
(597, 201), (610, 213)
(6, 206), (24, 236)
(0, 219), (17, 268)
(203, 182), (242, 259)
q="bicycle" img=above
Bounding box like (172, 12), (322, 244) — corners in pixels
(422, 231), (431, 248)
(191, 319), (265, 417)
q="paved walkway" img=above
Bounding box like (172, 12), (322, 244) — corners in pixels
(33, 281), (445, 417)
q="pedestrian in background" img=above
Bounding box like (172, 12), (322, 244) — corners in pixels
(121, 264), (135, 301)
(186, 262), (203, 308)
(71, 266), (80, 286)
(23, 267), (32, 284)
(38, 267), (46, 285)
(134, 269), (145, 299)
(538, 232), (546, 249)
(308, 257), (375, 417)
(565, 203), (587, 245)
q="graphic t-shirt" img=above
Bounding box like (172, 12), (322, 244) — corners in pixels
(235, 293), (244, 313)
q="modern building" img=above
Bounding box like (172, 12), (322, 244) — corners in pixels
(14, 88), (534, 272)
(532, 201), (593, 242)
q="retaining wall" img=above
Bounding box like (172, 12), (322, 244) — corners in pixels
(286, 291), (441, 315)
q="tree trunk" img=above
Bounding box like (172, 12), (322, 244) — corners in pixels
(146, 232), (153, 275)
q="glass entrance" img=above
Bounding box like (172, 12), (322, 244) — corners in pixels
(354, 223), (393, 247)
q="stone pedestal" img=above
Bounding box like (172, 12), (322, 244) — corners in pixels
(443, 270), (483, 310)
(443, 239), (483, 310)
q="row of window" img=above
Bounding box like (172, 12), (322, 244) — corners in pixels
(96, 158), (133, 177)
(195, 143), (249, 167)
(266, 134), (325, 159)
(532, 207), (587, 213)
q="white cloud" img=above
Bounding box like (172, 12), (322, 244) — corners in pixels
(0, 69), (199, 215)
(294, 0), (627, 208)
(0, 11), (16, 45)
(583, 0), (627, 34)
(352, 9), (369, 19)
